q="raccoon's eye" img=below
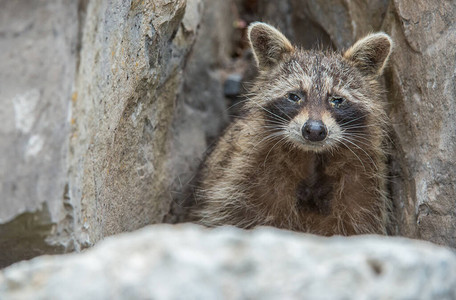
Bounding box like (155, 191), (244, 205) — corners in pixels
(329, 96), (346, 108)
(287, 92), (301, 102)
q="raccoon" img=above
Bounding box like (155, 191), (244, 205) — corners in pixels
(194, 22), (393, 235)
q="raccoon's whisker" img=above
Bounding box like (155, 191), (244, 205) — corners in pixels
(350, 132), (386, 142)
(339, 114), (370, 127)
(262, 123), (288, 130)
(250, 100), (289, 123)
(285, 140), (296, 155)
(342, 129), (375, 140)
(346, 137), (370, 151)
(270, 102), (292, 121)
(266, 114), (290, 125)
(257, 132), (286, 144)
(263, 125), (287, 131)
(231, 115), (287, 128)
(263, 121), (288, 127)
(260, 132), (285, 140)
(263, 120), (288, 126)
(248, 131), (287, 157)
(335, 137), (367, 171)
(259, 131), (287, 139)
(229, 114), (255, 121)
(343, 124), (380, 130)
(226, 99), (250, 111)
(342, 133), (372, 144)
(340, 137), (378, 170)
(344, 138), (373, 149)
(344, 132), (377, 144)
(262, 129), (287, 135)
(327, 144), (337, 156)
(254, 112), (288, 125)
(262, 136), (288, 168)
(343, 131), (372, 136)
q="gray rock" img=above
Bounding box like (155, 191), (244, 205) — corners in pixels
(164, 0), (234, 223)
(257, 0), (388, 50)
(0, 0), (233, 267)
(0, 0), (79, 267)
(68, 0), (202, 245)
(1, 224), (455, 300)
(384, 0), (456, 246)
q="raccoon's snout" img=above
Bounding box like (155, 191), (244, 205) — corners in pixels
(302, 120), (328, 142)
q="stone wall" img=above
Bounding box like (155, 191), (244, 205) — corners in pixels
(0, 0), (233, 268)
(1, 0), (455, 268)
(384, 0), (456, 246)
(69, 0), (200, 246)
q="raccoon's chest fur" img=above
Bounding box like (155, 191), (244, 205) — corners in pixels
(195, 122), (385, 236)
(245, 147), (336, 217)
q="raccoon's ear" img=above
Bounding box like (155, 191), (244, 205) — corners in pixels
(248, 22), (294, 70)
(343, 33), (393, 76)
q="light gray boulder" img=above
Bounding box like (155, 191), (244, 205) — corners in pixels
(1, 224), (455, 300)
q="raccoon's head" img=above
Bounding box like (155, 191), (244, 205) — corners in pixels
(246, 22), (392, 153)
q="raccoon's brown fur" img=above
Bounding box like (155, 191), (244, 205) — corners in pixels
(194, 22), (393, 235)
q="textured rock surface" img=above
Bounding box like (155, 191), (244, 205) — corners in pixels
(69, 0), (198, 246)
(0, 0), (233, 267)
(1, 224), (456, 300)
(164, 0), (233, 222)
(69, 0), (233, 243)
(257, 0), (389, 50)
(384, 1), (456, 246)
(0, 0), (79, 266)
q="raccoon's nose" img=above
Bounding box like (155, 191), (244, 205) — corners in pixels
(302, 120), (328, 142)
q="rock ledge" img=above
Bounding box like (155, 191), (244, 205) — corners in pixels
(1, 224), (455, 300)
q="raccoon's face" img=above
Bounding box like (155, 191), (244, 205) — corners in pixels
(247, 22), (392, 153)
(259, 55), (371, 153)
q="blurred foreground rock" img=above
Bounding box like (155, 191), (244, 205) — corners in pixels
(1, 224), (456, 300)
